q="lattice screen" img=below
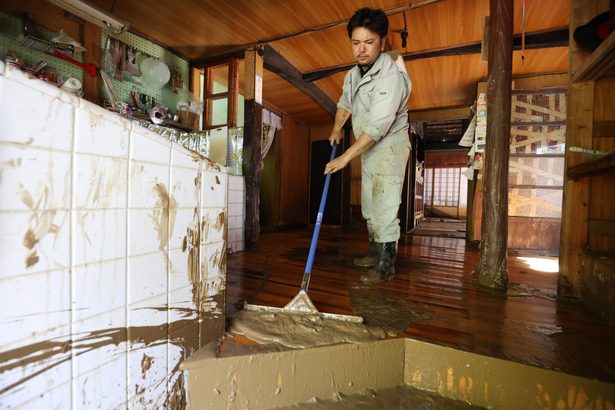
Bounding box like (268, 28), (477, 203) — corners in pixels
(508, 89), (567, 218)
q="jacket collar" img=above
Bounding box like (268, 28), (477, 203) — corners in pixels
(352, 52), (386, 85)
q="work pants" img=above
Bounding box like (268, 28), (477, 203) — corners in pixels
(361, 140), (410, 243)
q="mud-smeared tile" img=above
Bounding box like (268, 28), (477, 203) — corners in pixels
(11, 380), (72, 410)
(128, 254), (168, 305)
(128, 306), (169, 408)
(200, 242), (226, 286)
(201, 170), (227, 208)
(74, 259), (126, 322)
(170, 167), (201, 210)
(74, 355), (127, 409)
(74, 107), (130, 158)
(0, 268), (70, 348)
(73, 209), (127, 266)
(199, 293), (225, 348)
(169, 208), (199, 252)
(128, 209), (168, 256)
(74, 154), (128, 209)
(168, 287), (199, 329)
(129, 161), (171, 209)
(171, 143), (201, 170)
(200, 208), (226, 245)
(0, 146), (71, 211)
(169, 321), (200, 360)
(169, 249), (195, 293)
(74, 310), (127, 349)
(0, 352), (72, 409)
(0, 210), (70, 278)
(131, 127), (171, 165)
(128, 319), (169, 408)
(0, 76), (74, 151)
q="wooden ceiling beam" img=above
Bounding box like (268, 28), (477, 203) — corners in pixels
(263, 45), (336, 117)
(192, 0), (443, 66)
(303, 27), (569, 82)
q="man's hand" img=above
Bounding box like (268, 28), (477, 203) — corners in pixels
(324, 133), (376, 175)
(328, 129), (342, 146)
(325, 153), (350, 174)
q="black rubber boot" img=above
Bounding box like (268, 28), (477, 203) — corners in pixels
(353, 238), (377, 267)
(360, 242), (397, 284)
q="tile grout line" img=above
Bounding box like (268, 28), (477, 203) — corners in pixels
(166, 143), (173, 400)
(69, 101), (77, 410)
(125, 123), (133, 408)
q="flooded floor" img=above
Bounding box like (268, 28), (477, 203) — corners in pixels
(226, 225), (615, 383)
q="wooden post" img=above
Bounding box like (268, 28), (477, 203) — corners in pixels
(81, 22), (101, 104)
(477, 0), (513, 289)
(243, 47), (264, 249)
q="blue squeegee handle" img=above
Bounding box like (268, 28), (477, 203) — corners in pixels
(300, 143), (338, 292)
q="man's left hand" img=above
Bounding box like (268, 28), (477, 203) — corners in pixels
(325, 154), (350, 174)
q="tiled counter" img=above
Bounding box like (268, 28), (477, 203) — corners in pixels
(0, 70), (227, 408)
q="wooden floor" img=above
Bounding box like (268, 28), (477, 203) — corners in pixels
(226, 223), (615, 383)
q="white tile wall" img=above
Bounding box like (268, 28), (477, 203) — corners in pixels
(0, 71), (227, 409)
(227, 175), (245, 253)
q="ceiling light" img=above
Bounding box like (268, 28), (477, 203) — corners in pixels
(46, 0), (128, 34)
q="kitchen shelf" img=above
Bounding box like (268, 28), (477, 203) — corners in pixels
(567, 149), (615, 178)
(571, 30), (615, 83)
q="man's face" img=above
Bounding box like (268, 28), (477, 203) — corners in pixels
(351, 27), (385, 69)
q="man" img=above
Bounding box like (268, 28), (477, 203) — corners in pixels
(324, 8), (411, 284)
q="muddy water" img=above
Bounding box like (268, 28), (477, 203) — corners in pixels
(229, 309), (397, 349)
(278, 384), (485, 410)
(349, 286), (431, 331)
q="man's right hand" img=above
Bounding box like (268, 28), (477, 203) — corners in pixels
(328, 130), (342, 146)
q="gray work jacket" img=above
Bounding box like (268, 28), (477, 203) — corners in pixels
(337, 52), (411, 152)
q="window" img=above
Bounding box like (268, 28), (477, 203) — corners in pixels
(424, 166), (468, 218)
(201, 59), (241, 129)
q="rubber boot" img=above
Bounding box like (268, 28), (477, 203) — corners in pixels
(353, 238), (377, 267)
(360, 242), (397, 284)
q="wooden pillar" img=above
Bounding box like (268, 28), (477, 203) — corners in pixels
(477, 0), (513, 289)
(243, 47), (264, 249)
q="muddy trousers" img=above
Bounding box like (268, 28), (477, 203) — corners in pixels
(361, 143), (410, 243)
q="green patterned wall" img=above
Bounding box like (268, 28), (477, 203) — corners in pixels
(101, 31), (190, 115)
(0, 12), (83, 82)
(0, 11), (190, 116)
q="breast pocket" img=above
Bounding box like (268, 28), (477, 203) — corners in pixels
(357, 83), (375, 113)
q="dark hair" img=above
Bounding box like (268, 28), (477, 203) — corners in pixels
(347, 8), (388, 38)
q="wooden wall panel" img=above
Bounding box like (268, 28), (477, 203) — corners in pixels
(512, 73), (569, 90)
(425, 151), (468, 167)
(588, 76), (615, 253)
(279, 115), (311, 226)
(508, 217), (561, 252)
(260, 129), (282, 228)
